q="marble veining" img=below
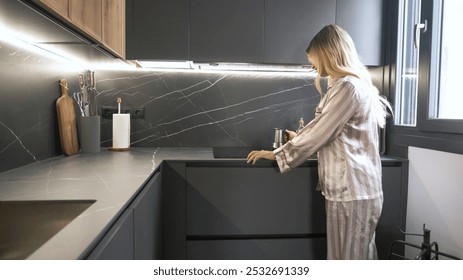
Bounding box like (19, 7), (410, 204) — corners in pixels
(0, 36), (321, 173)
(96, 70), (319, 149)
(0, 120), (38, 162)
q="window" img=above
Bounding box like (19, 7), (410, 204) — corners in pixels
(396, 0), (463, 133)
(432, 1), (463, 119)
(395, 0), (421, 126)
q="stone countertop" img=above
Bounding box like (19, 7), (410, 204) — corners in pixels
(0, 147), (406, 259)
(0, 148), (212, 259)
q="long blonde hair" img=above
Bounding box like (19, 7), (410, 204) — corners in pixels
(306, 24), (391, 128)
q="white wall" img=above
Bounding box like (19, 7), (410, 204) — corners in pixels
(405, 146), (463, 259)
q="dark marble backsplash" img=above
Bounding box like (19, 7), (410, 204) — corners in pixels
(96, 70), (319, 148)
(0, 39), (321, 173)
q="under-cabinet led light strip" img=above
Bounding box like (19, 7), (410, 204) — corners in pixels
(0, 24), (317, 76)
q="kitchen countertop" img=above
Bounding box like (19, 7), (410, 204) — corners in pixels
(0, 147), (405, 259)
(0, 148), (212, 259)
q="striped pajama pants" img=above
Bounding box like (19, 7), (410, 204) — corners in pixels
(325, 197), (383, 260)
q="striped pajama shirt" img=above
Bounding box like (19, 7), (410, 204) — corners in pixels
(274, 76), (384, 260)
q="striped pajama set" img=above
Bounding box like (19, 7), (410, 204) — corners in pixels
(274, 76), (383, 260)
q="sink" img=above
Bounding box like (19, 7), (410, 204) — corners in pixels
(212, 147), (318, 159)
(213, 147), (271, 158)
(0, 199), (96, 260)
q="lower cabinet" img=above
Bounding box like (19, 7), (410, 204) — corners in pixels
(87, 172), (162, 260)
(186, 167), (324, 236)
(186, 238), (327, 260)
(185, 165), (326, 260)
(87, 158), (407, 260)
(162, 161), (328, 260)
(163, 159), (408, 260)
(87, 210), (134, 260)
(132, 172), (163, 259)
(377, 164), (408, 259)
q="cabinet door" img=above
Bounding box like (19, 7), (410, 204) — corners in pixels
(39, 0), (69, 19)
(377, 165), (405, 259)
(130, 172), (162, 260)
(127, 0), (189, 60)
(102, 0), (125, 58)
(190, 0), (265, 63)
(87, 210), (134, 260)
(336, 0), (383, 65)
(69, 0), (102, 40)
(187, 238), (326, 260)
(186, 167), (325, 236)
(264, 0), (336, 64)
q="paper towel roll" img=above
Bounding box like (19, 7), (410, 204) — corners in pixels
(112, 114), (130, 148)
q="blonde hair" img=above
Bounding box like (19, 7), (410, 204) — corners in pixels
(306, 25), (391, 128)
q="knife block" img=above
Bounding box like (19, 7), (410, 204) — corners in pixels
(80, 116), (101, 154)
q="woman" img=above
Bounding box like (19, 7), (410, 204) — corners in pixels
(247, 24), (391, 260)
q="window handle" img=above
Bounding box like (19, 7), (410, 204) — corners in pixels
(414, 20), (428, 49)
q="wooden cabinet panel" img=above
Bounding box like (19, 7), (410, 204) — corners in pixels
(186, 167), (325, 236)
(69, 0), (102, 40)
(39, 0), (69, 19)
(189, 0), (265, 63)
(35, 0), (125, 58)
(264, 0), (336, 64)
(102, 0), (125, 58)
(187, 238), (327, 260)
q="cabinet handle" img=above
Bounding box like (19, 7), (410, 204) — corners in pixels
(414, 20), (427, 49)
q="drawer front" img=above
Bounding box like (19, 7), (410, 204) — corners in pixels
(187, 238), (327, 260)
(186, 167), (325, 235)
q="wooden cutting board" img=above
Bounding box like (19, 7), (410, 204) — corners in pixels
(56, 79), (79, 155)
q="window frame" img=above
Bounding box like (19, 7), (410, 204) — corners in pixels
(417, 0), (463, 134)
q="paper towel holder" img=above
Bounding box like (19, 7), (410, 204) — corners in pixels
(109, 98), (131, 152)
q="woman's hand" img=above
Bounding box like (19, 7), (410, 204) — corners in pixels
(246, 150), (276, 164)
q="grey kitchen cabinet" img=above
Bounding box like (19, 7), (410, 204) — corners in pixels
(264, 0), (384, 65)
(263, 0), (336, 65)
(162, 161), (187, 259)
(185, 165), (326, 260)
(186, 167), (324, 236)
(87, 210), (134, 260)
(126, 0), (189, 60)
(189, 0), (265, 63)
(132, 172), (162, 259)
(163, 158), (407, 260)
(162, 160), (327, 260)
(335, 0), (384, 66)
(87, 171), (162, 260)
(187, 238), (326, 260)
(128, 0), (384, 65)
(377, 163), (408, 259)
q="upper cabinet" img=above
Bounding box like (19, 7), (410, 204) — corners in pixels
(264, 0), (383, 65)
(126, 0), (189, 60)
(38, 0), (70, 20)
(264, 0), (336, 65)
(102, 0), (125, 58)
(127, 0), (384, 65)
(33, 0), (125, 59)
(189, 0), (264, 63)
(69, 0), (102, 41)
(335, 0), (383, 66)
